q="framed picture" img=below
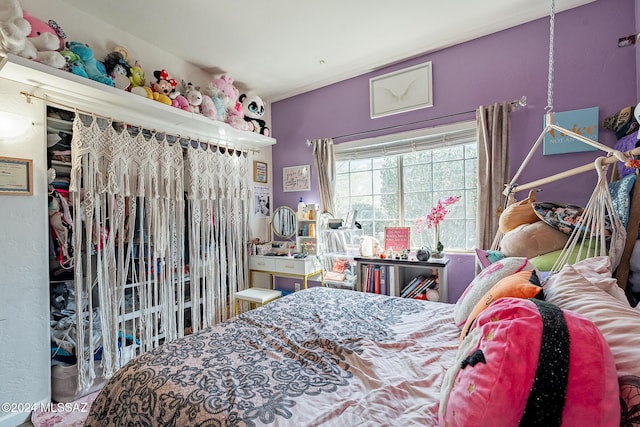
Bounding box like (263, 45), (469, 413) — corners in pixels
(343, 210), (358, 229)
(283, 165), (311, 192)
(370, 62), (433, 119)
(543, 107), (599, 155)
(0, 156), (33, 196)
(253, 160), (268, 183)
(384, 227), (411, 252)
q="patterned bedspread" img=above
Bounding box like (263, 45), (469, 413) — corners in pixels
(85, 287), (459, 426)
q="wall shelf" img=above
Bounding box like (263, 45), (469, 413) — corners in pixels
(0, 54), (276, 151)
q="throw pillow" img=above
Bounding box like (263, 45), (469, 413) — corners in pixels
(609, 173), (636, 228)
(474, 248), (506, 269)
(543, 257), (640, 377)
(459, 270), (543, 342)
(453, 257), (537, 327)
(500, 221), (569, 259)
(498, 189), (540, 234)
(529, 239), (599, 272)
(440, 297), (620, 427)
(532, 201), (585, 235)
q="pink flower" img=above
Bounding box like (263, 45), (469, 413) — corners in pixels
(414, 196), (460, 232)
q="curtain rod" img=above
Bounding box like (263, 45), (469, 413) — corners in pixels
(330, 96), (527, 142)
(19, 91), (254, 155)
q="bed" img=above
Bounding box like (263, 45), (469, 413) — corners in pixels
(84, 287), (460, 426)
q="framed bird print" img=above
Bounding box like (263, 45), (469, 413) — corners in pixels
(369, 62), (433, 119)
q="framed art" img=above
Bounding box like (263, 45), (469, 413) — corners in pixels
(0, 156), (33, 196)
(384, 227), (410, 252)
(369, 62), (433, 119)
(543, 107), (599, 155)
(253, 160), (268, 183)
(283, 165), (311, 192)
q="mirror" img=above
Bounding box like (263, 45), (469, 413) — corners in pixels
(272, 206), (297, 239)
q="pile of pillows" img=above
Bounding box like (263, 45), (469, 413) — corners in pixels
(439, 255), (640, 426)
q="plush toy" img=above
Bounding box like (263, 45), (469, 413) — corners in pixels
(0, 0), (30, 55)
(66, 41), (114, 86)
(128, 60), (145, 91)
(147, 69), (175, 105)
(170, 80), (190, 111)
(60, 48), (88, 78)
(19, 10), (65, 68)
(199, 95), (217, 120)
(239, 93), (269, 136)
(205, 74), (245, 125)
(103, 46), (132, 90)
(183, 81), (203, 114)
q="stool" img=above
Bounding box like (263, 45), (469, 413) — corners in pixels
(234, 287), (282, 315)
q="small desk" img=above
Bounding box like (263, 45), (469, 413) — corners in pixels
(249, 255), (322, 289)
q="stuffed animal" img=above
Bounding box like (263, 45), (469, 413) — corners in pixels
(184, 82), (203, 114)
(19, 10), (65, 68)
(0, 0), (29, 55)
(239, 93), (269, 136)
(66, 41), (114, 86)
(149, 69), (175, 105)
(60, 48), (88, 78)
(205, 74), (243, 124)
(103, 46), (132, 90)
(128, 60), (145, 91)
(199, 95), (217, 120)
(170, 80), (190, 111)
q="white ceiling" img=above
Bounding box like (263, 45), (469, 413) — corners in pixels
(58, 0), (594, 102)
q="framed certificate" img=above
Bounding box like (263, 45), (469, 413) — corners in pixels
(0, 156), (33, 196)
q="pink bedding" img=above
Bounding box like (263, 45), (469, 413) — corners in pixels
(84, 287), (459, 426)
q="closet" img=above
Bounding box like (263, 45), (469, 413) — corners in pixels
(1, 52), (276, 401)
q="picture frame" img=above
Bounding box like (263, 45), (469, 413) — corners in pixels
(283, 164), (311, 192)
(343, 210), (358, 229)
(384, 227), (411, 252)
(543, 107), (599, 155)
(369, 62), (433, 119)
(0, 156), (33, 196)
(253, 160), (268, 183)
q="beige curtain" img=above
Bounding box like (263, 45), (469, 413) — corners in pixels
(311, 138), (336, 217)
(476, 102), (511, 250)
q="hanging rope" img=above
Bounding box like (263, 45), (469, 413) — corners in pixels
(546, 0), (555, 112)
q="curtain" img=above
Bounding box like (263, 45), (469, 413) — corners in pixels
(311, 138), (336, 217)
(70, 114), (250, 392)
(476, 102), (511, 250)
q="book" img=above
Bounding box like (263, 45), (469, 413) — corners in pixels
(380, 265), (387, 296)
(408, 278), (435, 299)
(374, 266), (381, 294)
(400, 275), (426, 298)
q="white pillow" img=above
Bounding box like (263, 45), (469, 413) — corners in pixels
(453, 257), (537, 327)
(544, 256), (640, 377)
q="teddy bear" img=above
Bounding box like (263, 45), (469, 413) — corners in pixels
(239, 93), (269, 136)
(0, 0), (66, 68)
(0, 0), (30, 55)
(204, 74), (251, 130)
(199, 95), (217, 120)
(66, 41), (114, 86)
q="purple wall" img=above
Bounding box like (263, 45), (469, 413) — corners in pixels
(270, 0), (638, 301)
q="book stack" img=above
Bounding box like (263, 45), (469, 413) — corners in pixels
(362, 264), (389, 295)
(400, 275), (437, 299)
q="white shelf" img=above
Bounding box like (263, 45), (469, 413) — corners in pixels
(0, 54), (276, 151)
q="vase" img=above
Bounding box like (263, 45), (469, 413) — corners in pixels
(431, 224), (444, 258)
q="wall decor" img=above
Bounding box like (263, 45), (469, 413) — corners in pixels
(253, 184), (271, 218)
(543, 107), (599, 155)
(283, 165), (311, 192)
(370, 62), (433, 119)
(0, 156), (33, 195)
(253, 160), (268, 183)
(384, 227), (411, 252)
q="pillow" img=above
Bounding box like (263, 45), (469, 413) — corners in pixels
(543, 257), (640, 377)
(453, 257), (537, 327)
(500, 221), (569, 259)
(532, 201), (585, 235)
(529, 239), (598, 272)
(498, 189), (540, 234)
(440, 298), (620, 427)
(459, 270), (543, 342)
(609, 173), (636, 228)
(474, 248), (506, 269)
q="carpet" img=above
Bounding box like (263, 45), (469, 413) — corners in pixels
(31, 391), (99, 427)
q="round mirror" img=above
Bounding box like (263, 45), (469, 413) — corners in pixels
(272, 206), (297, 239)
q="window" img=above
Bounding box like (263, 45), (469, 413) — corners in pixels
(334, 121), (477, 251)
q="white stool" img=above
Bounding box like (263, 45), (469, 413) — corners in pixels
(234, 288), (282, 315)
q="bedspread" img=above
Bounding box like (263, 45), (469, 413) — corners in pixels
(85, 287), (459, 426)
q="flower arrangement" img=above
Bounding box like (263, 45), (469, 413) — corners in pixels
(414, 195), (460, 256)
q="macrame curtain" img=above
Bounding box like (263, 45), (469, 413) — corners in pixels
(476, 102), (512, 251)
(69, 114), (250, 392)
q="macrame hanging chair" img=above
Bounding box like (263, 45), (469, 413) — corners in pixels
(495, 0), (628, 274)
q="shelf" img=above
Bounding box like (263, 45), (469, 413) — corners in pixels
(0, 54), (276, 151)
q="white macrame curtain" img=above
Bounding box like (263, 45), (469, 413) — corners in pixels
(69, 114), (250, 392)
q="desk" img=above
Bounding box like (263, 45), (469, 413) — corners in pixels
(249, 255), (322, 289)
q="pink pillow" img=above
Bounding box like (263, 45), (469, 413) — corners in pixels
(453, 257), (537, 327)
(440, 297), (620, 427)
